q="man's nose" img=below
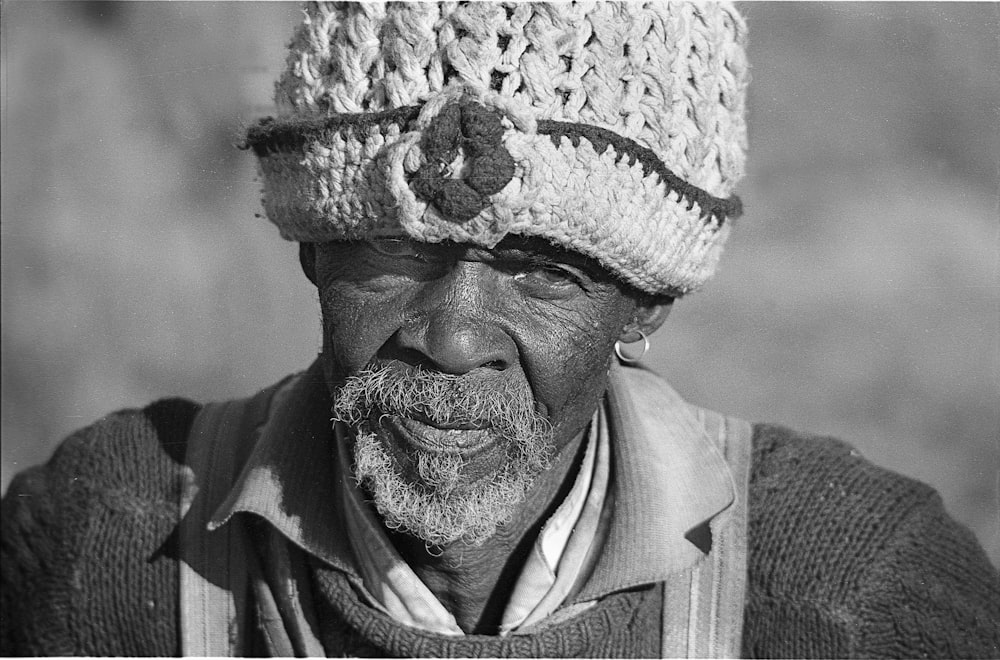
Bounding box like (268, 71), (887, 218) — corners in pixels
(392, 262), (515, 375)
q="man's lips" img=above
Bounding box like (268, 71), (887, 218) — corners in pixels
(381, 415), (493, 456)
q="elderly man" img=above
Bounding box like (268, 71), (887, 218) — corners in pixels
(2, 2), (998, 657)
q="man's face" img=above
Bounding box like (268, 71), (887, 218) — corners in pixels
(308, 237), (659, 546)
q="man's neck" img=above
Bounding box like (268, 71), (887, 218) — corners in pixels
(387, 429), (589, 635)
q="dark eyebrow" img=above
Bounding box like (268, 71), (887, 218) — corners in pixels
(488, 236), (616, 281)
(493, 236), (557, 253)
(491, 236), (590, 264)
(373, 235), (618, 285)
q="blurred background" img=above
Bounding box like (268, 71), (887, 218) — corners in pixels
(2, 2), (998, 566)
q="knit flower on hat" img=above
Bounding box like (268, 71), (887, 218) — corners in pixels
(245, 1), (749, 296)
(410, 101), (517, 223)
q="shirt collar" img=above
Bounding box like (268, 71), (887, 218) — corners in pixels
(573, 361), (736, 601)
(208, 361), (358, 576)
(209, 359), (736, 600)
(335, 406), (610, 636)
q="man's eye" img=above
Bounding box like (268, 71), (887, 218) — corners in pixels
(513, 264), (584, 289)
(367, 239), (424, 260)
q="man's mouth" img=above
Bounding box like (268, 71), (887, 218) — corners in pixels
(380, 414), (493, 456)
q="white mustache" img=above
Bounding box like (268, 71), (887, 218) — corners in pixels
(332, 362), (556, 547)
(331, 362), (550, 439)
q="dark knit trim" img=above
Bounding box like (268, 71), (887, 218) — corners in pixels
(243, 105), (741, 225)
(242, 105), (421, 156)
(536, 119), (742, 224)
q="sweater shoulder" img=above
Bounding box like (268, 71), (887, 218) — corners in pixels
(747, 423), (939, 586)
(746, 422), (934, 603)
(1, 397), (201, 656)
(745, 423), (1000, 658)
(4, 397), (202, 515)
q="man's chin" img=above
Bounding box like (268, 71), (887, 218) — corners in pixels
(375, 421), (511, 493)
(353, 428), (534, 547)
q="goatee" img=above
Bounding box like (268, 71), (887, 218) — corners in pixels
(331, 362), (554, 547)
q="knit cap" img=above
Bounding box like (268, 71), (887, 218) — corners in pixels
(246, 1), (749, 296)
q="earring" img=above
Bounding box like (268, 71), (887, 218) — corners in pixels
(614, 330), (649, 363)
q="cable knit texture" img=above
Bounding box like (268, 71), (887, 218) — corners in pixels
(245, 2), (749, 296)
(743, 425), (1000, 659)
(0, 399), (195, 656)
(2, 399), (998, 657)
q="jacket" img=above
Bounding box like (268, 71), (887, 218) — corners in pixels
(2, 369), (998, 657)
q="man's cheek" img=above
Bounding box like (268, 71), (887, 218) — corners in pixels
(525, 294), (630, 358)
(524, 329), (616, 426)
(320, 289), (398, 376)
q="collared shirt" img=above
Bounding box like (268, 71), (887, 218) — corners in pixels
(209, 361), (736, 633)
(335, 402), (611, 635)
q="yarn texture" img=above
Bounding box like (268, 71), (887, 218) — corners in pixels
(245, 2), (749, 295)
(3, 389), (999, 656)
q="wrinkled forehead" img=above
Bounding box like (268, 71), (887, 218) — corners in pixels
(359, 235), (612, 269)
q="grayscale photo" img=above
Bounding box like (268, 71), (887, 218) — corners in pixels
(2, 2), (998, 656)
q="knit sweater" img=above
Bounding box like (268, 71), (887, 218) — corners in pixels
(2, 396), (998, 657)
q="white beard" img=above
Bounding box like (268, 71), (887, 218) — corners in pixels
(351, 425), (537, 547)
(332, 364), (554, 547)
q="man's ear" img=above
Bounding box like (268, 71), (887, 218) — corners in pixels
(619, 298), (673, 343)
(299, 242), (318, 287)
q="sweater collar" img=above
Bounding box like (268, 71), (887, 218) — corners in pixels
(209, 359), (736, 597)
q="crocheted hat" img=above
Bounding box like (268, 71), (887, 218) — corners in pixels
(246, 1), (748, 296)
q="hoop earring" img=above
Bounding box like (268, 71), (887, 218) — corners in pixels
(614, 330), (649, 363)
